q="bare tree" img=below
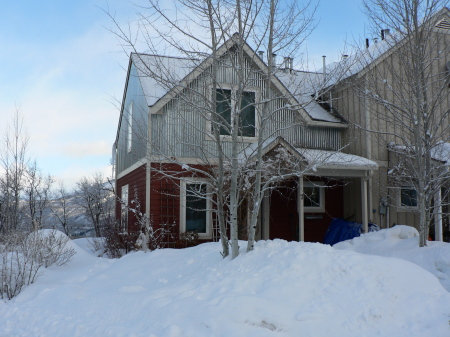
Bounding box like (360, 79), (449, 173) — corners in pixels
(0, 110), (29, 233)
(108, 0), (354, 258)
(347, 0), (450, 246)
(75, 173), (114, 237)
(50, 182), (74, 236)
(23, 161), (53, 231)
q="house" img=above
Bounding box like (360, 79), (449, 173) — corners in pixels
(113, 36), (377, 247)
(329, 7), (450, 241)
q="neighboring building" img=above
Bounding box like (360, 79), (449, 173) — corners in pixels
(330, 7), (450, 241)
(113, 36), (377, 246)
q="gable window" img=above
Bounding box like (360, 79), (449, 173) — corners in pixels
(215, 88), (256, 137)
(303, 182), (325, 213)
(400, 186), (417, 207)
(127, 102), (133, 153)
(121, 184), (129, 232)
(180, 180), (211, 238)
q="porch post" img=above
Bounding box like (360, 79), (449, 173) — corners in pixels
(298, 176), (304, 241)
(262, 189), (270, 240)
(361, 177), (368, 234)
(434, 188), (443, 241)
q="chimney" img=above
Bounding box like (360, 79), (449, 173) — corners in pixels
(366, 38), (370, 48)
(272, 53), (277, 68)
(289, 57), (294, 70)
(258, 50), (264, 62)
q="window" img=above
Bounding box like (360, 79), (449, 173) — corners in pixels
(127, 102), (133, 153)
(180, 180), (211, 238)
(400, 186), (417, 207)
(303, 182), (325, 213)
(121, 185), (129, 232)
(215, 88), (256, 137)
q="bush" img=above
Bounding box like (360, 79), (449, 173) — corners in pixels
(0, 229), (75, 300)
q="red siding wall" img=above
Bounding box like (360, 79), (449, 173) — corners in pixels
(116, 164), (147, 233)
(269, 177), (344, 243)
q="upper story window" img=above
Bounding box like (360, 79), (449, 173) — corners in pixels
(127, 102), (133, 153)
(215, 89), (256, 138)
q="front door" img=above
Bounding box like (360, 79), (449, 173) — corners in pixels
(268, 178), (344, 243)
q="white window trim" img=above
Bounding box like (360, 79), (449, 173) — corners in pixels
(127, 102), (133, 153)
(397, 186), (419, 212)
(303, 181), (325, 213)
(179, 178), (212, 239)
(206, 84), (261, 141)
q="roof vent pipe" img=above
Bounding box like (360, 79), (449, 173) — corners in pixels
(342, 54), (349, 60)
(381, 29), (390, 40)
(322, 55), (326, 75)
(258, 50), (264, 62)
(366, 38), (370, 48)
(374, 37), (379, 43)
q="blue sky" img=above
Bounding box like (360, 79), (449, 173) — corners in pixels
(0, 0), (368, 188)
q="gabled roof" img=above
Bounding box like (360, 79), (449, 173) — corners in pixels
(239, 136), (378, 174)
(129, 35), (345, 127)
(325, 7), (450, 85)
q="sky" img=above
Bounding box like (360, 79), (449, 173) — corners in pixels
(0, 0), (368, 189)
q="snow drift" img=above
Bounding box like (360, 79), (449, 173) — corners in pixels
(0, 238), (449, 336)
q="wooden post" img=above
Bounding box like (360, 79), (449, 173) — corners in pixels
(298, 176), (304, 241)
(434, 188), (443, 241)
(361, 177), (368, 234)
(262, 189), (270, 240)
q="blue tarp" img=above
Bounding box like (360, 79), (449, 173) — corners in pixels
(323, 218), (379, 246)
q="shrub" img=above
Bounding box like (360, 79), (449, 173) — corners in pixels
(0, 229), (75, 300)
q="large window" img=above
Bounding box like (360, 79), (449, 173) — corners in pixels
(215, 89), (256, 137)
(400, 186), (417, 207)
(180, 180), (211, 238)
(121, 184), (129, 232)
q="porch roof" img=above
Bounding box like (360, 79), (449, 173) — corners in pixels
(240, 136), (378, 177)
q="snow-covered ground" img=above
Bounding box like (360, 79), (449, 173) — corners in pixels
(1, 232), (450, 337)
(335, 225), (450, 291)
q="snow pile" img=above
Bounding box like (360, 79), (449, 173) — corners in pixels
(335, 225), (450, 291)
(0, 239), (449, 336)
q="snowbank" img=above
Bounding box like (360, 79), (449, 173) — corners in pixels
(335, 225), (450, 291)
(1, 239), (449, 336)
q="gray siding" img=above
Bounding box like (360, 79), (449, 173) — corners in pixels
(117, 64), (148, 174)
(150, 51), (342, 159)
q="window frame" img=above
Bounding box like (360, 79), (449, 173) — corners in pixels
(127, 101), (133, 153)
(398, 186), (418, 210)
(179, 178), (212, 239)
(303, 181), (325, 213)
(208, 84), (260, 141)
(121, 184), (129, 232)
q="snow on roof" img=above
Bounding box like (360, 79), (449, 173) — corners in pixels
(389, 142), (450, 164)
(238, 136), (377, 172)
(131, 53), (199, 107)
(131, 53), (343, 124)
(431, 142), (450, 164)
(297, 148), (378, 171)
(276, 71), (343, 123)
